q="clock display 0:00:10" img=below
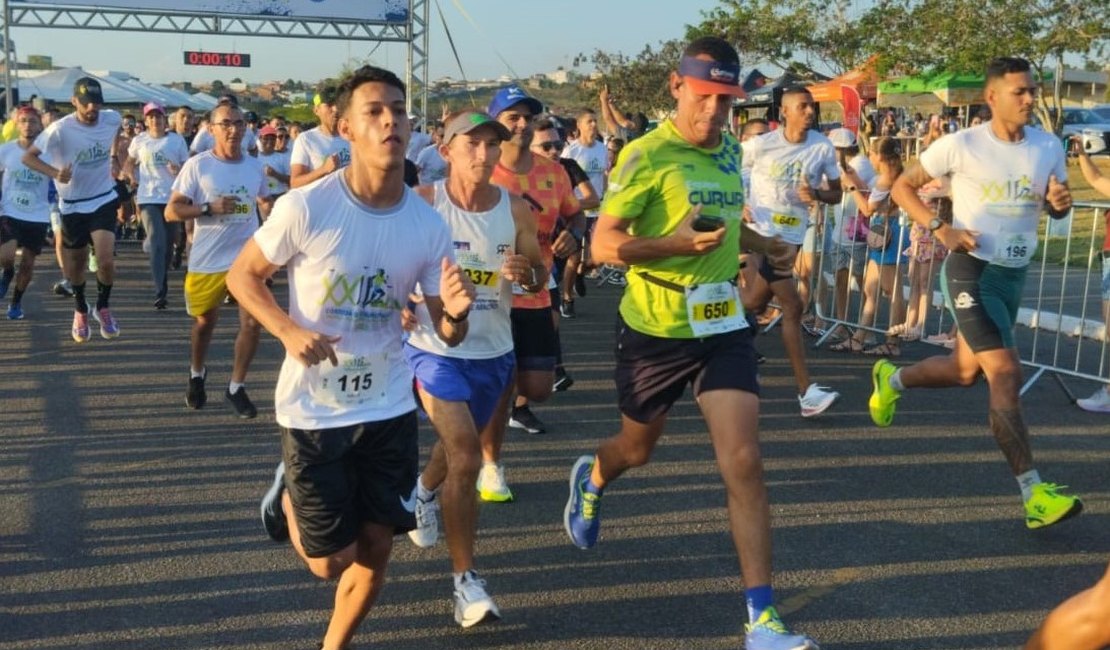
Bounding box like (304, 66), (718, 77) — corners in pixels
(183, 51), (251, 67)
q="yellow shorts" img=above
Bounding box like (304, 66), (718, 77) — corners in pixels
(184, 271), (229, 317)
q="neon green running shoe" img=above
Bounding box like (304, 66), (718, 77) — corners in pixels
(1025, 483), (1083, 529)
(745, 606), (820, 649)
(868, 359), (901, 427)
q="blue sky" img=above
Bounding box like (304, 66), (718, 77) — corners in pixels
(10, 1), (724, 85)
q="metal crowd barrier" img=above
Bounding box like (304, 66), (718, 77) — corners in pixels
(799, 195), (1109, 400)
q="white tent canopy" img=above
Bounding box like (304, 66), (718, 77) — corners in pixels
(18, 67), (148, 105)
(17, 67), (211, 110)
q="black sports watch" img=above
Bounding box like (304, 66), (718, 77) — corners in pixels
(928, 217), (944, 232)
(201, 202), (212, 217)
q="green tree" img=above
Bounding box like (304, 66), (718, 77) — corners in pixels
(230, 77), (243, 84)
(688, 0), (889, 77)
(574, 39), (685, 117)
(871, 0), (1109, 133)
(282, 78), (297, 91)
(210, 79), (225, 93)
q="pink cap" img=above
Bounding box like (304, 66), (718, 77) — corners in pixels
(142, 102), (165, 116)
(258, 125), (278, 137)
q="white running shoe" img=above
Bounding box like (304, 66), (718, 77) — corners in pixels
(453, 570), (501, 628)
(799, 383), (839, 418)
(1076, 388), (1110, 413)
(477, 463), (514, 503)
(407, 486), (440, 548)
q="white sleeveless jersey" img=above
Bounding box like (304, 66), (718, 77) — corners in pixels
(407, 181), (516, 359)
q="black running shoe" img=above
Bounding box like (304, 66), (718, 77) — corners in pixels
(154, 297), (168, 310)
(260, 462), (289, 542)
(186, 370), (207, 409)
(226, 386), (258, 419)
(553, 366), (574, 392)
(508, 405), (546, 434)
(559, 299), (576, 319)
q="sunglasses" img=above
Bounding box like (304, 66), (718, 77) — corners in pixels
(537, 141), (564, 152)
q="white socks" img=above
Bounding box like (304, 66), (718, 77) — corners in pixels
(1017, 469), (1042, 501)
(888, 368), (905, 391)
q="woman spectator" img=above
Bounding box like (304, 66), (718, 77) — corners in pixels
(889, 178), (950, 341)
(831, 137), (908, 355)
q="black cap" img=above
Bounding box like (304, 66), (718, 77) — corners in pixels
(244, 110), (259, 123)
(73, 77), (105, 105)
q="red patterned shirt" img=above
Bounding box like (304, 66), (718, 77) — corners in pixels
(491, 155), (580, 309)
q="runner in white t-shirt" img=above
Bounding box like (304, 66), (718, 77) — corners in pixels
(166, 103), (274, 419)
(0, 107), (51, 320)
(226, 65), (476, 650)
(22, 76), (124, 343)
(126, 102), (189, 309)
(876, 56), (1081, 530)
(402, 110), (547, 628)
(289, 85), (351, 188)
(256, 125), (291, 198)
(741, 87), (842, 417)
(559, 108), (607, 318)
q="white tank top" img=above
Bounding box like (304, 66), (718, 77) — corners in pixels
(407, 181), (516, 359)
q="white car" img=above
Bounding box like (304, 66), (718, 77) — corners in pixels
(1061, 108), (1110, 154)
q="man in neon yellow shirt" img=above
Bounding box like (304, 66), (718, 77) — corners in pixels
(563, 36), (819, 650)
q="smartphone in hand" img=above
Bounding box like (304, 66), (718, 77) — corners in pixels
(692, 214), (725, 232)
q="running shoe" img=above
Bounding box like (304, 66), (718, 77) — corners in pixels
(559, 299), (576, 319)
(7, 303), (23, 320)
(745, 606), (820, 650)
(154, 297), (168, 310)
(1076, 388), (1110, 413)
(798, 383), (839, 418)
(574, 274), (587, 297)
(868, 359), (901, 427)
(92, 307), (120, 339)
(225, 387), (258, 419)
(0, 273), (11, 299)
(477, 463), (514, 503)
(553, 366), (574, 392)
(564, 455), (602, 549)
(260, 462), (289, 542)
(186, 370), (207, 409)
(1024, 483), (1083, 530)
(606, 270), (627, 286)
(407, 486), (440, 548)
(53, 279), (74, 297)
(71, 310), (90, 343)
(453, 570), (500, 628)
(508, 405), (546, 434)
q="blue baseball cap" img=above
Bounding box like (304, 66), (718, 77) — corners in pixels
(487, 84), (543, 118)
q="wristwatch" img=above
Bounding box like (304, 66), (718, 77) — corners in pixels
(201, 202), (212, 217)
(928, 217), (944, 232)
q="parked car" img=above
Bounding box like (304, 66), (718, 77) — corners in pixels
(1061, 107), (1110, 154)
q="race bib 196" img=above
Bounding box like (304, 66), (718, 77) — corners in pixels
(310, 351), (389, 409)
(685, 281), (747, 337)
(994, 231), (1037, 268)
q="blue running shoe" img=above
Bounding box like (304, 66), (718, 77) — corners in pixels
(7, 303), (23, 320)
(745, 607), (819, 650)
(564, 455), (602, 549)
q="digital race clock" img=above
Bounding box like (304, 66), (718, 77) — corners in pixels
(183, 51), (251, 68)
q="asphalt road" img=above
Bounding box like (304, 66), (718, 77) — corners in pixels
(2, 242), (1107, 650)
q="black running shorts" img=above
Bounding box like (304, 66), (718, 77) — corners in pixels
(0, 216), (49, 256)
(510, 306), (557, 372)
(281, 411), (418, 558)
(61, 198), (119, 250)
(614, 316), (760, 424)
